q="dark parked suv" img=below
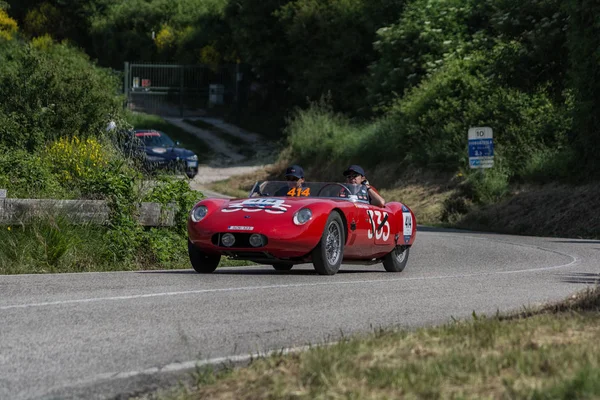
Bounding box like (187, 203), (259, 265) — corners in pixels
(129, 129), (198, 178)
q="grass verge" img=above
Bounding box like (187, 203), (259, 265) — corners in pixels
(0, 218), (252, 275)
(137, 287), (600, 400)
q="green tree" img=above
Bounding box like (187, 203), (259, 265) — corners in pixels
(566, 0), (600, 174)
(276, 0), (405, 113)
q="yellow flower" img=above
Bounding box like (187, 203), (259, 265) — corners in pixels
(7, 226), (11, 231)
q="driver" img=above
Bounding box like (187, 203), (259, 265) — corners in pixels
(274, 164), (306, 196)
(343, 165), (386, 207)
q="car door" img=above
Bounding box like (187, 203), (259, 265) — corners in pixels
(342, 204), (374, 258)
(366, 206), (392, 246)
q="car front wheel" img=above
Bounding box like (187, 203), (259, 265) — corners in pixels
(188, 240), (220, 273)
(311, 211), (345, 275)
(382, 246), (410, 272)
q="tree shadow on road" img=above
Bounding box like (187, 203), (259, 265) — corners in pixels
(557, 272), (600, 285)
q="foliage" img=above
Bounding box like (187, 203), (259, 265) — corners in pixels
(143, 176), (203, 234)
(368, 0), (485, 109)
(140, 227), (187, 265)
(0, 147), (69, 199)
(275, 0), (404, 112)
(0, 217), (84, 272)
(0, 8), (17, 40)
(0, 40), (123, 152)
(44, 136), (110, 186)
(284, 96), (366, 168)
(154, 24), (176, 51)
(23, 2), (59, 38)
(88, 0), (227, 67)
(363, 53), (572, 173)
(566, 0), (600, 175)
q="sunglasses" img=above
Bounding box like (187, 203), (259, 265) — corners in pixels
(286, 176), (300, 181)
(346, 173), (360, 180)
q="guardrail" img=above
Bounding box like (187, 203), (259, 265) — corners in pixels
(0, 198), (176, 227)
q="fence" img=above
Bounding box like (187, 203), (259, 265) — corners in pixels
(0, 198), (176, 227)
(124, 62), (245, 118)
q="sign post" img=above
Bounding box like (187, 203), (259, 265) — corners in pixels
(468, 127), (494, 168)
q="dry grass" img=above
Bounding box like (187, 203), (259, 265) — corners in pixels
(145, 288), (600, 400)
(455, 182), (600, 238)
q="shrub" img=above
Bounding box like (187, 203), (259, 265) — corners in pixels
(143, 176), (204, 234)
(463, 161), (512, 205)
(44, 136), (110, 186)
(140, 228), (187, 265)
(0, 40), (123, 152)
(0, 147), (69, 199)
(284, 97), (366, 168)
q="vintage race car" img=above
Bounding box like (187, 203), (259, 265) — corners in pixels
(187, 181), (416, 275)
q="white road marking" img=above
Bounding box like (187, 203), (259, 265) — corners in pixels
(0, 257), (578, 311)
(0, 235), (581, 311)
(93, 343), (331, 382)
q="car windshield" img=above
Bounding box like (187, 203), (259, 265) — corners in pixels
(134, 131), (175, 147)
(248, 181), (370, 203)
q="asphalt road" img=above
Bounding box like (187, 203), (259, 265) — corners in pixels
(1, 226), (599, 400)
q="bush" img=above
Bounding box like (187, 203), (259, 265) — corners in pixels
(0, 147), (69, 199)
(463, 162), (512, 205)
(518, 148), (576, 184)
(140, 228), (187, 265)
(44, 136), (111, 187)
(143, 176), (204, 234)
(284, 97), (367, 168)
(0, 40), (123, 152)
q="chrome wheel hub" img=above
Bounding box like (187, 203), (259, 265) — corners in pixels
(325, 222), (341, 265)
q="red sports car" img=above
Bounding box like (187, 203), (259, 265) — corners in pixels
(187, 181), (416, 275)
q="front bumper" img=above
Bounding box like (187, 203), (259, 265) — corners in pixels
(188, 220), (321, 260)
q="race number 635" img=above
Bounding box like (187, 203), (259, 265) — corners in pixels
(367, 210), (390, 241)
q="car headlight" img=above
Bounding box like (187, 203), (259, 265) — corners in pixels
(187, 154), (198, 161)
(191, 205), (208, 222)
(293, 208), (312, 225)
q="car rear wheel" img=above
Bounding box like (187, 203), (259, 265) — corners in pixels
(312, 211), (345, 275)
(272, 263), (294, 271)
(382, 246), (410, 272)
(188, 240), (220, 273)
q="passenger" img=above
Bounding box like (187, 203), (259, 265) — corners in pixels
(343, 165), (385, 207)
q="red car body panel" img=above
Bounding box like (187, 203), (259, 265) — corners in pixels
(187, 189), (416, 265)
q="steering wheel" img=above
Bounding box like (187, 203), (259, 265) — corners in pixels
(316, 183), (353, 197)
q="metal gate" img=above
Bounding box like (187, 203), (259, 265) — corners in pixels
(124, 62), (240, 117)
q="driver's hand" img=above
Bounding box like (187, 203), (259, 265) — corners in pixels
(361, 179), (370, 188)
